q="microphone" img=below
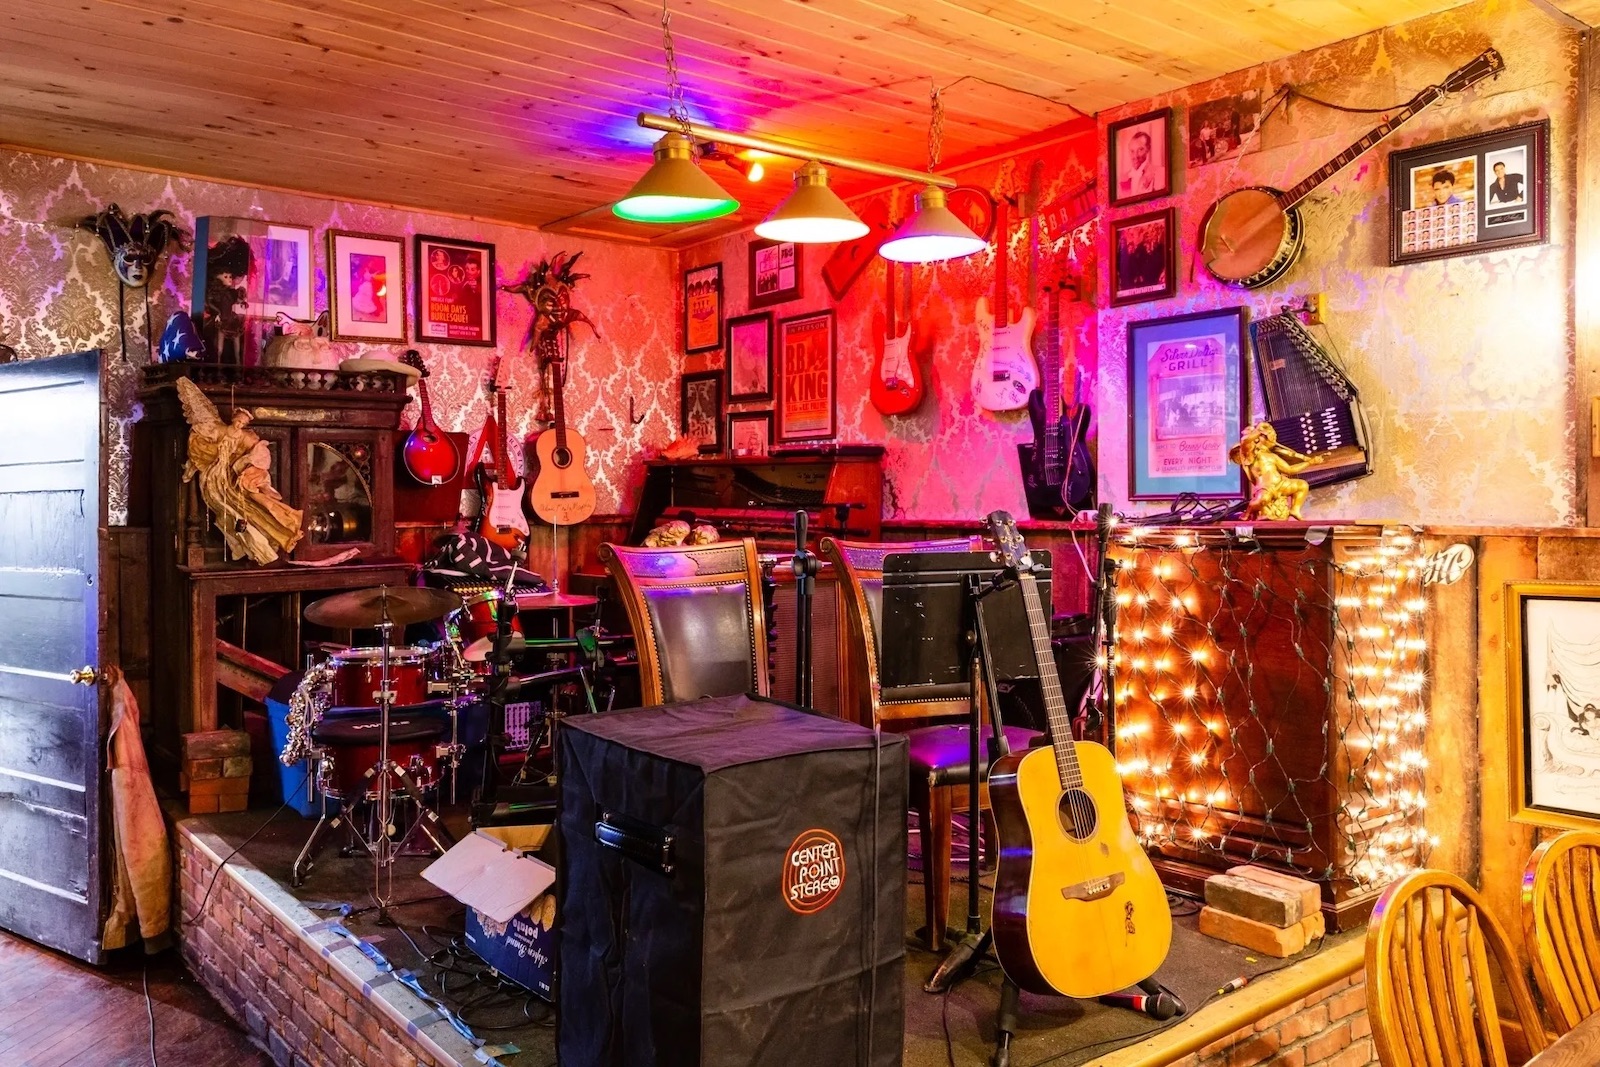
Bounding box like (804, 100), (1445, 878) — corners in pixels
(1098, 989), (1184, 1019)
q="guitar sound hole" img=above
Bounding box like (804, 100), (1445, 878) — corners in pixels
(1057, 789), (1099, 841)
(552, 448), (572, 468)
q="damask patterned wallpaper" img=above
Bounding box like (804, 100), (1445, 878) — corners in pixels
(0, 149), (682, 524)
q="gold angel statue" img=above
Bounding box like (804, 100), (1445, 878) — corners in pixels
(1229, 421), (1323, 520)
(177, 377), (304, 564)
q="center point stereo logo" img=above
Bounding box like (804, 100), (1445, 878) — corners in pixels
(782, 828), (845, 915)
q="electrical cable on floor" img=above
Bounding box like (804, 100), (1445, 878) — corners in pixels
(143, 956), (158, 1067)
(180, 771), (308, 926)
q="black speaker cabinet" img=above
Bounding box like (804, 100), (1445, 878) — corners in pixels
(557, 695), (906, 1067)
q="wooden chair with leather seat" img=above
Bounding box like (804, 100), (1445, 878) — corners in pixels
(820, 535), (1043, 951)
(599, 539), (768, 707)
(1522, 829), (1600, 1035)
(1365, 869), (1549, 1067)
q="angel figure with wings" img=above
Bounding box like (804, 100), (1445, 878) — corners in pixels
(177, 377), (304, 564)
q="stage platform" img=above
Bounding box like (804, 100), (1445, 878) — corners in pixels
(174, 805), (1373, 1067)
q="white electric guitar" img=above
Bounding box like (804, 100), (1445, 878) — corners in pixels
(971, 194), (1038, 412)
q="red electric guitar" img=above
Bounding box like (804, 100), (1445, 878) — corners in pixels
(869, 261), (925, 416)
(400, 350), (462, 485)
(476, 357), (530, 550)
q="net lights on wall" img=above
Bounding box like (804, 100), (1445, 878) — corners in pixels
(1106, 526), (1434, 892)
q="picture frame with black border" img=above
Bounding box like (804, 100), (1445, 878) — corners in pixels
(1389, 119), (1548, 266)
(1108, 109), (1173, 207)
(683, 261), (724, 355)
(1110, 208), (1177, 307)
(726, 311), (774, 403)
(414, 234), (496, 347)
(776, 309), (836, 443)
(679, 371), (724, 454)
(748, 238), (803, 309)
(727, 410), (772, 458)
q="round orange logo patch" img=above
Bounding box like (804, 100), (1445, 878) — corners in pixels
(782, 828), (846, 915)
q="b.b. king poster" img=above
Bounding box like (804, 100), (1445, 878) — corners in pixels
(777, 310), (836, 442)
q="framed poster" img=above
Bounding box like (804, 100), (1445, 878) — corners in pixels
(680, 371), (723, 454)
(1110, 208), (1177, 306)
(414, 235), (496, 346)
(748, 238), (802, 308)
(776, 310), (836, 443)
(727, 411), (772, 458)
(1126, 307), (1247, 500)
(683, 262), (723, 354)
(1507, 582), (1600, 830)
(725, 312), (773, 403)
(1188, 89), (1264, 167)
(1389, 120), (1548, 266)
(327, 230), (406, 343)
(1109, 109), (1171, 206)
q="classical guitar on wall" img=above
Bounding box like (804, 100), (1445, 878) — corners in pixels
(970, 187), (1038, 413)
(1199, 48), (1503, 289)
(477, 356), (531, 550)
(400, 350), (462, 486)
(528, 343), (596, 526)
(869, 260), (925, 416)
(985, 512), (1172, 999)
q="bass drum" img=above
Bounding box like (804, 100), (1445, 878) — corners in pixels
(312, 706), (450, 800)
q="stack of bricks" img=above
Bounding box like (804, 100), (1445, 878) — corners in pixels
(1199, 865), (1328, 958)
(182, 729), (252, 814)
(1168, 972), (1377, 1067)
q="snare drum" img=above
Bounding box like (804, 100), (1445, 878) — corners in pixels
(329, 646), (430, 708)
(312, 709), (449, 800)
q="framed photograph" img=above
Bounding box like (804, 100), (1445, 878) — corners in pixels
(683, 262), (723, 354)
(1109, 109), (1172, 206)
(726, 312), (774, 402)
(414, 235), (495, 346)
(1188, 90), (1264, 168)
(776, 310), (836, 443)
(327, 230), (406, 343)
(253, 223), (313, 320)
(748, 239), (802, 308)
(1507, 582), (1600, 830)
(727, 411), (772, 458)
(1110, 208), (1177, 306)
(680, 371), (723, 454)
(1389, 120), (1549, 266)
(1126, 307), (1247, 500)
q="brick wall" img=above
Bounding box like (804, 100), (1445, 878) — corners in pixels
(175, 819), (479, 1067)
(1171, 972), (1376, 1067)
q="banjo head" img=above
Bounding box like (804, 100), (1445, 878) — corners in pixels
(1201, 187), (1301, 288)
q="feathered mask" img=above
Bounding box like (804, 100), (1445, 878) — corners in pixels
(76, 204), (186, 288)
(501, 250), (595, 354)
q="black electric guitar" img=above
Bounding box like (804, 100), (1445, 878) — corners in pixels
(1019, 279), (1094, 517)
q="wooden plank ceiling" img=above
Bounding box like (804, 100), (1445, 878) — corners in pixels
(0, 0), (1472, 246)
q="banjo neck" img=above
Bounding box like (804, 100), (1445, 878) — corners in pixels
(1274, 86), (1441, 210)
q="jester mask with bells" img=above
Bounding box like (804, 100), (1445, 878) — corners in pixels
(501, 251), (595, 354)
(76, 204), (186, 288)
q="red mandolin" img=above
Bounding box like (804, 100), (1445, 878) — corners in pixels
(869, 260), (925, 416)
(401, 350), (463, 485)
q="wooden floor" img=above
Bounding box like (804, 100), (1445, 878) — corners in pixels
(0, 929), (267, 1067)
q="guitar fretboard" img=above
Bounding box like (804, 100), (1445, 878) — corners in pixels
(1019, 573), (1083, 790)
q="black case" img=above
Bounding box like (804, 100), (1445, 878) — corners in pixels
(557, 695), (906, 1067)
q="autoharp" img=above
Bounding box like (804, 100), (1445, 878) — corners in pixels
(1248, 310), (1370, 488)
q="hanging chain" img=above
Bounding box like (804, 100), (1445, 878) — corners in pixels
(660, 0), (692, 133)
(927, 82), (945, 171)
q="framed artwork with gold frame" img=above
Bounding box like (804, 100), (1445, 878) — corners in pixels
(1507, 580), (1600, 830)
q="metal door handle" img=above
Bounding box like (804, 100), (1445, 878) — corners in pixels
(69, 666), (98, 686)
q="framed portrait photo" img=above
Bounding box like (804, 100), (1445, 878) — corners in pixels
(683, 262), (723, 354)
(1126, 307), (1247, 500)
(748, 238), (802, 308)
(1110, 208), (1177, 306)
(414, 235), (495, 346)
(727, 411), (772, 458)
(776, 310), (836, 443)
(1389, 119), (1548, 266)
(1109, 109), (1172, 206)
(327, 230), (406, 343)
(680, 371), (723, 454)
(725, 312), (774, 403)
(1507, 582), (1600, 830)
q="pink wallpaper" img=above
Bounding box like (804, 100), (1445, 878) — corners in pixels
(0, 149), (682, 524)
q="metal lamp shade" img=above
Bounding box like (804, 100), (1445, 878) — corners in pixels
(754, 161), (869, 244)
(614, 132), (740, 224)
(878, 185), (986, 263)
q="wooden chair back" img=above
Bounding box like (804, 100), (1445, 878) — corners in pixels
(818, 535), (982, 727)
(598, 539), (768, 707)
(1523, 829), (1600, 1034)
(1366, 869), (1549, 1067)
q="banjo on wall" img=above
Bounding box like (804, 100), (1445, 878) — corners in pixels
(1199, 48), (1504, 289)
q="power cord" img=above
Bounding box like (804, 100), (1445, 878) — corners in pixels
(180, 771), (308, 927)
(143, 956), (158, 1067)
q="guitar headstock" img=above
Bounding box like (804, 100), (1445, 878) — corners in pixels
(401, 349), (429, 379)
(985, 510), (1035, 576)
(1443, 48), (1504, 94)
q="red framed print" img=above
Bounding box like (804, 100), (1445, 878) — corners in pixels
(414, 235), (496, 346)
(776, 309), (836, 443)
(683, 262), (723, 354)
(328, 230), (406, 343)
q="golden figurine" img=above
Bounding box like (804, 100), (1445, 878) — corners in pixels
(1229, 421), (1323, 520)
(177, 377), (304, 564)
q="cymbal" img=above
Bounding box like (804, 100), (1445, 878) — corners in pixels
(304, 586), (463, 629)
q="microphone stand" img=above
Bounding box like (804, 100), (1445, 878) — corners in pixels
(474, 538), (527, 821)
(791, 510), (818, 712)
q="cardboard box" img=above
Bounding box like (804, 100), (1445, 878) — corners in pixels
(422, 825), (556, 1000)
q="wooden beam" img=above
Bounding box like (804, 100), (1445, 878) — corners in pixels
(214, 639), (289, 704)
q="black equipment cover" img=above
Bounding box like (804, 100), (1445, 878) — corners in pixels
(557, 695), (906, 1067)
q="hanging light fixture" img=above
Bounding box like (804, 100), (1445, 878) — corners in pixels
(878, 85), (984, 263)
(612, 1), (738, 224)
(700, 144), (765, 183)
(754, 161), (869, 244)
